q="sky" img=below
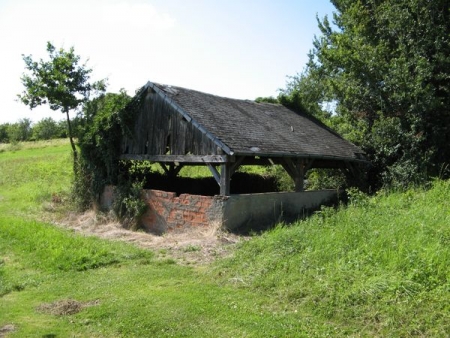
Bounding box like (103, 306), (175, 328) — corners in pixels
(0, 0), (335, 124)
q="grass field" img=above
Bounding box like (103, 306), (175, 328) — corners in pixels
(1, 139), (449, 337)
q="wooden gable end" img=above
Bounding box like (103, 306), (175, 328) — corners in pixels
(122, 89), (220, 157)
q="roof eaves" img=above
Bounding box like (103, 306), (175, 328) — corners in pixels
(234, 151), (369, 164)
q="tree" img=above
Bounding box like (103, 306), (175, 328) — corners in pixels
(18, 42), (106, 160)
(7, 118), (32, 143)
(285, 0), (450, 189)
(0, 124), (9, 143)
(31, 117), (61, 140)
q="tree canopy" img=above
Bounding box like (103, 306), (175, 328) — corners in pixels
(283, 0), (450, 189)
(18, 42), (106, 160)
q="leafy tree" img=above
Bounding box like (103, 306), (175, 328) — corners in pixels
(31, 117), (62, 140)
(18, 42), (106, 160)
(0, 124), (10, 143)
(285, 0), (450, 189)
(7, 118), (32, 143)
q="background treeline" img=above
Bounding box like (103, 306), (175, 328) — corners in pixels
(0, 117), (68, 143)
(274, 0), (450, 191)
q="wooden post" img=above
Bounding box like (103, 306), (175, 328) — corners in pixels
(294, 159), (304, 192)
(282, 158), (305, 192)
(220, 163), (231, 195)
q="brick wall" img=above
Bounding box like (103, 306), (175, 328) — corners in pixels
(140, 189), (224, 234)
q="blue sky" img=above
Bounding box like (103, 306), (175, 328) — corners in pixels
(0, 0), (335, 123)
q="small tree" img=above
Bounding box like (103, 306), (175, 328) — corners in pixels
(0, 124), (10, 143)
(31, 117), (59, 140)
(7, 118), (32, 143)
(18, 42), (106, 160)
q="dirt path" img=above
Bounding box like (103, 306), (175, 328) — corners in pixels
(57, 211), (246, 265)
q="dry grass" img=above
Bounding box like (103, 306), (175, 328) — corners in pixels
(36, 299), (100, 316)
(0, 138), (70, 152)
(58, 211), (245, 265)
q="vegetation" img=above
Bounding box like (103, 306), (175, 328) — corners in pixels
(214, 181), (450, 335)
(0, 117), (67, 144)
(1, 139), (449, 336)
(73, 89), (142, 216)
(17, 42), (106, 160)
(3, 1), (449, 335)
(282, 0), (450, 190)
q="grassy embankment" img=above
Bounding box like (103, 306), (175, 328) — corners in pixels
(1, 139), (449, 337)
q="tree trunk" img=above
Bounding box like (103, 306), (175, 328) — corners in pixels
(65, 110), (78, 162)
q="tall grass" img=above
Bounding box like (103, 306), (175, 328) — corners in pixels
(213, 181), (450, 336)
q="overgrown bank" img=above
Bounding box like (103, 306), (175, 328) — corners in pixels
(213, 181), (450, 336)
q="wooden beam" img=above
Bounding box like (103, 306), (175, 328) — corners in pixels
(159, 163), (183, 177)
(159, 163), (170, 175)
(304, 159), (315, 172)
(207, 164), (221, 185)
(294, 159), (305, 192)
(230, 156), (245, 175)
(121, 154), (233, 163)
(220, 163), (231, 196)
(282, 158), (305, 192)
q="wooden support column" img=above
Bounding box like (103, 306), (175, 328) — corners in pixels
(282, 158), (306, 192)
(220, 163), (231, 196)
(294, 159), (305, 192)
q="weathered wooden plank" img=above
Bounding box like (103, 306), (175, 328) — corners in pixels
(120, 154), (234, 163)
(230, 156), (245, 175)
(220, 163), (231, 196)
(207, 164), (220, 184)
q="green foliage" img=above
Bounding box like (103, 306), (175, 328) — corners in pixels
(5, 118), (32, 143)
(74, 89), (144, 216)
(285, 0), (450, 189)
(31, 117), (66, 140)
(74, 91), (128, 209)
(112, 180), (148, 230)
(18, 41), (106, 158)
(0, 118), (67, 144)
(306, 168), (346, 190)
(0, 123), (9, 143)
(254, 96), (279, 104)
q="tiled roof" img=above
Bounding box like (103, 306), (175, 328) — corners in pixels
(148, 82), (365, 162)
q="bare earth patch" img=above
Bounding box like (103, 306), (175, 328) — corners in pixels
(56, 211), (246, 265)
(36, 299), (100, 316)
(0, 324), (16, 337)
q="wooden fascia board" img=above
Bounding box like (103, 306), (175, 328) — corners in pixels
(120, 154), (234, 164)
(147, 81), (234, 156)
(233, 151), (369, 165)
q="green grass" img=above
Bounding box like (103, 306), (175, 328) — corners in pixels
(213, 182), (450, 336)
(1, 139), (449, 336)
